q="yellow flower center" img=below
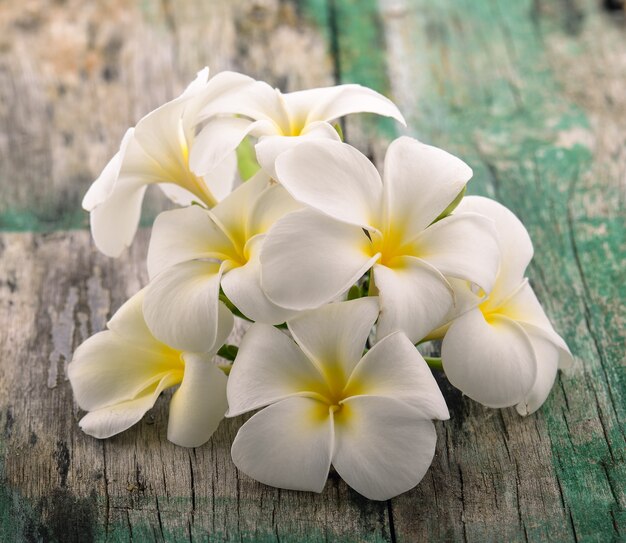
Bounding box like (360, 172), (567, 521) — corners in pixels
(368, 228), (414, 268)
(303, 359), (367, 426)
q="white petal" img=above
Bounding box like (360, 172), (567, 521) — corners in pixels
(199, 80), (289, 129)
(346, 331), (449, 420)
(192, 70), (258, 120)
(373, 257), (454, 344)
(299, 120), (344, 138)
(287, 297), (380, 380)
(167, 353), (228, 447)
(516, 334), (559, 416)
(105, 289), (159, 349)
(413, 212), (500, 294)
(147, 205), (236, 280)
(178, 66), (210, 100)
(382, 137), (472, 241)
(180, 69), (257, 132)
(68, 330), (182, 412)
(441, 309), (537, 408)
(209, 170), (271, 248)
(502, 282), (573, 370)
(260, 208), (378, 310)
(273, 140), (382, 229)
(88, 179), (147, 258)
(498, 281), (562, 342)
(133, 67), (204, 159)
(214, 301), (236, 352)
(231, 397), (333, 493)
(522, 322), (573, 371)
(245, 183), (303, 239)
(227, 324), (326, 417)
(221, 238), (296, 324)
(282, 84), (406, 126)
(458, 196), (533, 307)
(156, 183), (199, 207)
(255, 122), (341, 179)
(424, 278), (484, 341)
(78, 373), (180, 439)
(157, 152), (237, 205)
(143, 260), (225, 352)
(332, 396), (437, 500)
(204, 151), (238, 202)
(82, 128), (134, 210)
(190, 117), (275, 177)
(132, 100), (203, 197)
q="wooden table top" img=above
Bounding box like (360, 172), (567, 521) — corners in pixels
(0, 0), (624, 541)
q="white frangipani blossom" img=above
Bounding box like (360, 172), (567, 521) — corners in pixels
(440, 196), (573, 414)
(67, 289), (233, 447)
(260, 136), (501, 343)
(189, 80), (406, 179)
(227, 298), (449, 500)
(143, 170), (301, 353)
(83, 68), (255, 257)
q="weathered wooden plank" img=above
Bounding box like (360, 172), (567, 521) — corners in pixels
(380, 0), (626, 541)
(1, 0), (625, 541)
(0, 231), (395, 542)
(0, 0), (334, 231)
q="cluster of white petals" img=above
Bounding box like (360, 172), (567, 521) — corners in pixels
(440, 197), (573, 414)
(68, 290), (233, 447)
(70, 67), (572, 501)
(227, 298), (448, 500)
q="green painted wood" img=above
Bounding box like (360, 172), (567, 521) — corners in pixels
(380, 0), (625, 540)
(0, 0), (624, 541)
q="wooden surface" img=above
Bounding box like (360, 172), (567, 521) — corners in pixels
(0, 0), (624, 541)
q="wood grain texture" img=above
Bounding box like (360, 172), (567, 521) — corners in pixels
(0, 0), (333, 230)
(0, 0), (624, 541)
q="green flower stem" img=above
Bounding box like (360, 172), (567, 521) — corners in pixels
(423, 356), (444, 371)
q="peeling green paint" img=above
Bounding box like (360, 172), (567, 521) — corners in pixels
(302, 0), (398, 139)
(1, 0), (624, 540)
(389, 0), (625, 540)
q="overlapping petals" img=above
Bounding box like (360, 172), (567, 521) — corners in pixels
(441, 196), (573, 414)
(67, 290), (233, 446)
(227, 298), (448, 500)
(143, 171), (301, 351)
(190, 80), (406, 179)
(261, 136), (500, 343)
(72, 66), (574, 505)
(83, 68), (255, 256)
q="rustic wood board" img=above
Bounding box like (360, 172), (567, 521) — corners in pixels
(0, 0), (624, 541)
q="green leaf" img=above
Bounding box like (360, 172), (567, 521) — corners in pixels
(217, 344), (239, 362)
(347, 285), (362, 300)
(432, 186), (466, 224)
(236, 136), (261, 181)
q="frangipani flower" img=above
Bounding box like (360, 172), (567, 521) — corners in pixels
(260, 137), (501, 343)
(189, 80), (406, 179)
(68, 289), (233, 447)
(441, 196), (573, 414)
(143, 170), (301, 353)
(83, 67), (255, 257)
(227, 298), (449, 500)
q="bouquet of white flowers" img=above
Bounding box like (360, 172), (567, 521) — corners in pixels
(69, 67), (571, 501)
